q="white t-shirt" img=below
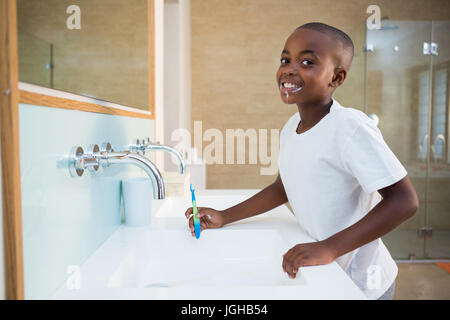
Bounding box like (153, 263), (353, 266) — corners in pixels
(278, 98), (407, 300)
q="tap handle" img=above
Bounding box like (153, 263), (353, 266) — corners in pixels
(69, 146), (85, 177)
(99, 142), (114, 167)
(85, 144), (100, 173)
(101, 142), (114, 153)
(145, 137), (160, 146)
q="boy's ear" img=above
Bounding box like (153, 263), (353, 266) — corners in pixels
(329, 67), (347, 88)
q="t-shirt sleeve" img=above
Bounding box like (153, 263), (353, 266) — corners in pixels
(341, 120), (408, 194)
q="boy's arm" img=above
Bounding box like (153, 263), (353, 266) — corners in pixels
(222, 173), (288, 225)
(282, 175), (419, 278)
(324, 175), (418, 257)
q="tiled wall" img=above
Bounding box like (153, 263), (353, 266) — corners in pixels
(19, 103), (154, 299)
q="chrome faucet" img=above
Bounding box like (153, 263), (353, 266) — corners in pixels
(69, 143), (165, 199)
(130, 138), (186, 174)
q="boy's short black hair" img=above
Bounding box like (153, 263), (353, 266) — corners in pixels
(295, 22), (354, 69)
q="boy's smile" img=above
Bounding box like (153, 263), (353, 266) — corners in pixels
(276, 28), (346, 106)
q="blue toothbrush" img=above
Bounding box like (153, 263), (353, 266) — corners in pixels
(190, 184), (200, 239)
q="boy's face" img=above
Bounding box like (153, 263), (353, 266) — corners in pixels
(276, 28), (343, 105)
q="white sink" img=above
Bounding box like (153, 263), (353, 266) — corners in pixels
(52, 193), (367, 299)
(108, 229), (305, 288)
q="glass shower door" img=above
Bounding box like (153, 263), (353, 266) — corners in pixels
(426, 20), (450, 259)
(365, 20), (433, 259)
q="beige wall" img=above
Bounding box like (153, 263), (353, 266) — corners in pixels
(191, 0), (450, 189)
(17, 0), (149, 110)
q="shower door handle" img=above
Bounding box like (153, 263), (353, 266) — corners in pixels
(430, 42), (438, 56)
(423, 42), (430, 55)
(423, 42), (439, 56)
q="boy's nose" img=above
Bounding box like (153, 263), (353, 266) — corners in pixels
(284, 70), (298, 76)
(284, 68), (298, 76)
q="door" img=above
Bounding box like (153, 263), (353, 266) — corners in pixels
(365, 20), (433, 259)
(425, 20), (450, 259)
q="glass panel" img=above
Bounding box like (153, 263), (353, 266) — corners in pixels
(365, 20), (432, 259)
(426, 20), (450, 258)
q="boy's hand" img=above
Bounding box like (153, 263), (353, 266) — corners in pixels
(184, 207), (225, 237)
(282, 241), (337, 279)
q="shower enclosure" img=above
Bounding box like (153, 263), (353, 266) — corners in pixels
(364, 20), (450, 260)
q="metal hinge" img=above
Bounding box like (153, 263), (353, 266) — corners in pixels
(418, 226), (433, 238)
(423, 42), (439, 56)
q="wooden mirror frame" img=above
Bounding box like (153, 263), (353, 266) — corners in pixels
(1, 0), (24, 300)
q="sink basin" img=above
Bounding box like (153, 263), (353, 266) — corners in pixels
(107, 229), (305, 288)
(51, 194), (367, 299)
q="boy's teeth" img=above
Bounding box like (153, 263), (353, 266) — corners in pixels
(283, 82), (299, 88)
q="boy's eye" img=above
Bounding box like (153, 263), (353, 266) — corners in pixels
(280, 58), (313, 65)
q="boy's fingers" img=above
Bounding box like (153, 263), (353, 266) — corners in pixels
(284, 259), (292, 277)
(291, 262), (299, 276)
(282, 255), (287, 273)
(287, 267), (295, 278)
(288, 258), (303, 278)
(283, 254), (298, 278)
(186, 206), (206, 218)
(282, 246), (302, 277)
(185, 207), (193, 218)
(291, 261), (302, 278)
(186, 207), (212, 236)
(196, 207), (206, 218)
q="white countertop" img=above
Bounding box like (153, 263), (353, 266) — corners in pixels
(52, 189), (367, 299)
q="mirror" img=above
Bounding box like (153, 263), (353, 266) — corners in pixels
(17, 0), (152, 112)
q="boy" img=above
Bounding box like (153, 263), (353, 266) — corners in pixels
(185, 22), (419, 300)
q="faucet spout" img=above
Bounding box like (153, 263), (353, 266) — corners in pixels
(146, 144), (186, 174)
(99, 151), (165, 199)
(131, 139), (186, 174)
